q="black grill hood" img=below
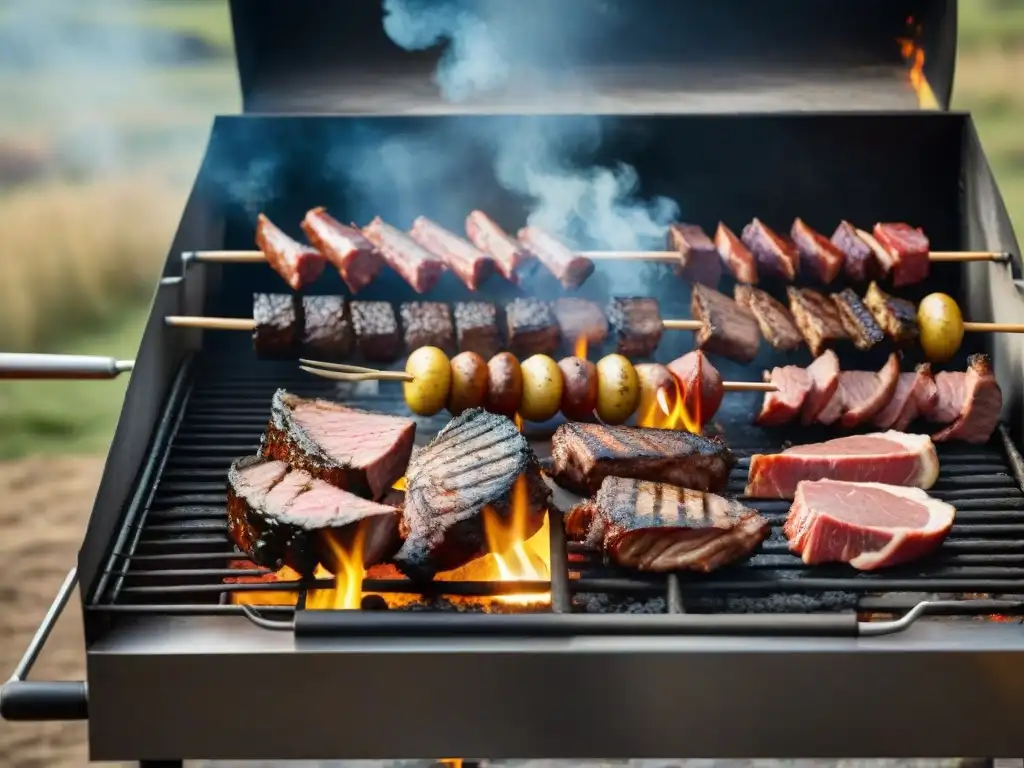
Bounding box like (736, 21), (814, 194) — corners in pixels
(228, 0), (956, 114)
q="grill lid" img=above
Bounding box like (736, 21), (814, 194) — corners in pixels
(229, 0), (956, 114)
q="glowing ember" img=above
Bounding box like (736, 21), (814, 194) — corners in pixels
(228, 562), (316, 606)
(898, 17), (939, 110)
(574, 334), (588, 360)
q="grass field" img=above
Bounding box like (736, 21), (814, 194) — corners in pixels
(0, 0), (1023, 459)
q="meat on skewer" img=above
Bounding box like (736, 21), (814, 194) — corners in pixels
(518, 225), (595, 289)
(714, 222), (758, 284)
(668, 223), (721, 287)
(301, 207), (382, 294)
(831, 288), (885, 351)
(301, 295), (352, 361)
(363, 217), (447, 294)
(465, 210), (536, 284)
(691, 284), (761, 363)
(791, 218), (845, 284)
(506, 298), (561, 357)
(831, 220), (881, 283)
(734, 284), (802, 351)
(400, 301), (456, 355)
(787, 287), (848, 357)
(552, 298), (608, 351)
(255, 213), (326, 292)
(742, 218), (799, 281)
(410, 216), (494, 291)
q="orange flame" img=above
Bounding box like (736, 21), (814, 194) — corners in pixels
(392, 476), (407, 491)
(636, 373), (701, 433)
(514, 412), (524, 432)
(898, 18), (939, 109)
(306, 526), (366, 610)
(574, 334), (588, 360)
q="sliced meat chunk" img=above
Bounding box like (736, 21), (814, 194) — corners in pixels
(253, 292), (298, 358)
(872, 371), (918, 431)
(506, 298), (559, 357)
(741, 218), (799, 281)
(745, 431), (939, 499)
(714, 222), (758, 284)
(831, 288), (885, 350)
(933, 353), (1002, 444)
(668, 223), (722, 286)
(518, 226), (594, 289)
(255, 213), (326, 291)
(400, 301), (455, 355)
(831, 220), (880, 282)
(834, 353), (901, 428)
(350, 301), (402, 362)
(791, 218), (844, 284)
(301, 207), (381, 293)
(873, 222), (930, 288)
(787, 287), (847, 357)
(928, 371), (967, 424)
(410, 215), (494, 290)
(301, 295), (351, 360)
(691, 284), (761, 363)
(453, 301), (502, 359)
(465, 210), (536, 284)
(756, 366), (811, 427)
(864, 280), (919, 347)
(892, 363), (939, 431)
(553, 297), (608, 352)
(734, 284), (802, 351)
(800, 350), (841, 426)
(607, 297), (663, 358)
(786, 480), (954, 570)
(363, 216), (446, 293)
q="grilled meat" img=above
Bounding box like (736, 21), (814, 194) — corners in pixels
(831, 288), (885, 350)
(506, 298), (560, 357)
(518, 225), (594, 289)
(606, 297), (663, 358)
(929, 371), (967, 424)
(465, 210), (536, 284)
(714, 223), (758, 284)
(828, 353), (901, 428)
(741, 218), (799, 281)
(454, 301), (502, 359)
(553, 297), (608, 352)
(394, 408), (550, 579)
(666, 350), (724, 424)
(400, 301), (455, 355)
(786, 480), (954, 570)
(255, 213), (325, 291)
(933, 354), (1002, 444)
(691, 284), (761, 363)
(734, 284), (802, 351)
(410, 216), (494, 290)
(864, 280), (919, 347)
(872, 364), (936, 431)
(800, 350), (841, 425)
(260, 390), (415, 500)
(227, 456), (400, 575)
(253, 292), (298, 358)
(301, 295), (351, 361)
(757, 366), (811, 427)
(301, 207), (381, 293)
(790, 218), (844, 283)
(350, 301), (402, 362)
(831, 220), (879, 282)
(550, 422), (736, 496)
(787, 287), (848, 357)
(873, 222), (930, 288)
(363, 216), (446, 293)
(745, 431), (940, 499)
(668, 223), (721, 286)
(567, 477), (770, 573)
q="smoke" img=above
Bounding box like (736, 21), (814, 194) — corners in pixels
(380, 0), (679, 250)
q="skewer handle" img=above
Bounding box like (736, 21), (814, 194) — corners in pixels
(722, 381), (776, 393)
(662, 319), (704, 331)
(0, 353), (133, 380)
(185, 250), (266, 263)
(929, 251), (1010, 263)
(581, 250), (678, 263)
(165, 316), (257, 331)
(963, 321), (1024, 333)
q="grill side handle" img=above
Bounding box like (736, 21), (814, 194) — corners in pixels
(0, 568), (88, 722)
(0, 353), (133, 380)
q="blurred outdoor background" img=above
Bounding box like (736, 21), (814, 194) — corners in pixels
(0, 0), (1023, 766)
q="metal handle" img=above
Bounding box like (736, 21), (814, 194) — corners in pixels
(0, 353), (133, 380)
(1, 568), (88, 722)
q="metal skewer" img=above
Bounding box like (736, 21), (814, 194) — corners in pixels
(0, 353), (134, 380)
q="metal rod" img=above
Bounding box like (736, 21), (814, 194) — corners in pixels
(8, 568), (78, 682)
(0, 353), (133, 380)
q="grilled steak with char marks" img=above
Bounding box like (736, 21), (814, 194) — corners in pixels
(933, 354), (1002, 444)
(734, 284), (802, 351)
(787, 287), (847, 357)
(454, 301), (502, 358)
(261, 389), (415, 500)
(400, 301), (455, 355)
(550, 422), (736, 496)
(607, 297), (663, 358)
(506, 298), (560, 357)
(394, 408), (550, 579)
(668, 223), (721, 287)
(351, 301), (402, 362)
(691, 284), (761, 363)
(741, 218), (799, 281)
(566, 477), (770, 573)
(253, 292), (299, 358)
(864, 280), (919, 347)
(832, 288), (884, 350)
(301, 295), (351, 360)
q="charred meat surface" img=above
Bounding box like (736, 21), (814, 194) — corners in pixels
(831, 220), (879, 282)
(741, 218), (799, 281)
(669, 223), (721, 286)
(800, 350), (841, 425)
(506, 298), (560, 357)
(400, 301), (455, 355)
(410, 215), (494, 290)
(786, 480), (954, 570)
(691, 284), (761, 363)
(714, 222), (758, 284)
(569, 476), (770, 573)
(454, 301), (502, 359)
(933, 354), (1002, 444)
(363, 216), (446, 293)
(518, 225), (594, 289)
(301, 207), (381, 293)
(465, 210), (536, 284)
(394, 408), (550, 579)
(550, 422), (736, 496)
(864, 281), (919, 347)
(873, 222), (930, 288)
(832, 288), (885, 350)
(787, 287), (848, 357)
(606, 297), (663, 358)
(351, 301), (402, 362)
(255, 213), (325, 291)
(260, 389), (415, 500)
(790, 218), (844, 284)
(253, 292), (298, 358)
(734, 284), (802, 351)
(227, 456), (400, 575)
(301, 295), (351, 360)
(757, 366), (811, 427)
(553, 297), (608, 351)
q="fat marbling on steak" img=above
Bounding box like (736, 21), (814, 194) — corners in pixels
(260, 389), (415, 500)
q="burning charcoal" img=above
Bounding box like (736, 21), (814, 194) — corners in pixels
(253, 292), (299, 358)
(553, 297), (608, 353)
(506, 298), (559, 357)
(350, 301), (402, 362)
(790, 218), (845, 284)
(831, 288), (884, 350)
(301, 295), (352, 361)
(786, 287), (848, 357)
(606, 297), (662, 358)
(400, 301), (455, 355)
(741, 218), (799, 281)
(690, 284), (760, 363)
(668, 223), (721, 286)
(832, 220), (880, 282)
(454, 301), (502, 359)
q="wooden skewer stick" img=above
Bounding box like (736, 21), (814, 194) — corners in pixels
(854, 228), (1010, 265)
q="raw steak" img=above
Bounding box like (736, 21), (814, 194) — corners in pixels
(933, 353), (1002, 444)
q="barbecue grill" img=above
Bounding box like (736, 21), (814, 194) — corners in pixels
(5, 0), (1024, 764)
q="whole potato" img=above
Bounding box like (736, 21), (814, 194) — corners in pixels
(403, 346), (451, 416)
(519, 354), (564, 423)
(558, 356), (598, 421)
(448, 351), (489, 416)
(485, 352), (523, 418)
(918, 292), (964, 363)
(595, 353), (640, 425)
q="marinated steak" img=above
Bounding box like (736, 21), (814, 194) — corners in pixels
(791, 218), (844, 283)
(831, 288), (884, 350)
(260, 389), (415, 500)
(864, 280), (919, 347)
(606, 297), (663, 358)
(714, 222), (758, 284)
(454, 301), (502, 358)
(873, 222), (930, 288)
(506, 298), (560, 357)
(518, 225), (594, 289)
(786, 480), (954, 570)
(567, 477), (770, 573)
(831, 220), (879, 282)
(301, 207), (381, 293)
(734, 284), (802, 351)
(550, 422), (736, 496)
(787, 287), (847, 357)
(350, 301), (402, 362)
(669, 223), (722, 286)
(394, 408), (551, 579)
(741, 218), (799, 281)
(227, 456), (400, 575)
(800, 350), (841, 425)
(400, 301), (455, 355)
(933, 353), (1002, 445)
(410, 215), (494, 290)
(466, 210), (536, 284)
(255, 213), (325, 291)
(363, 216), (446, 293)
(757, 366), (811, 427)
(253, 292), (298, 358)
(301, 295), (352, 360)
(691, 284), (761, 363)
(553, 297), (608, 351)
(745, 431), (939, 499)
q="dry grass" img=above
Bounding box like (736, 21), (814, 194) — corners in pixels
(0, 176), (184, 350)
